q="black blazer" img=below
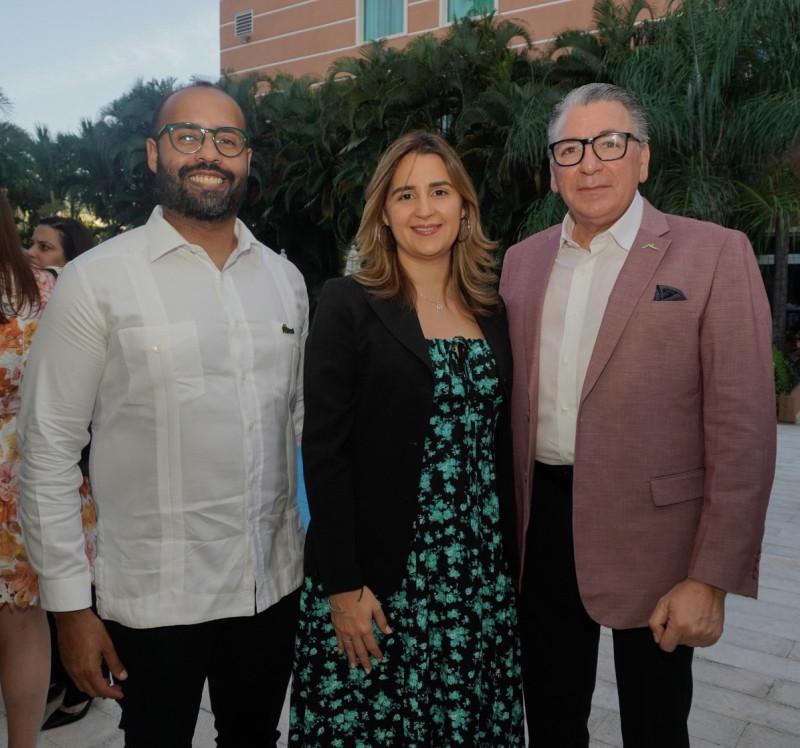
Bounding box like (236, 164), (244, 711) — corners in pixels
(302, 275), (517, 598)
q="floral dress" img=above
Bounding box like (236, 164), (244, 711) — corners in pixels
(290, 337), (524, 747)
(0, 267), (55, 608)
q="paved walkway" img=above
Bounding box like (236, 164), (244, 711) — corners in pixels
(2, 424), (798, 747)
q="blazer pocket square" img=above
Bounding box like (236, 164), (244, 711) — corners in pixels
(654, 284), (687, 301)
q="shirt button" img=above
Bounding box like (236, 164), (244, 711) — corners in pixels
(152, 345), (161, 353)
(249, 421), (255, 431)
(562, 406), (569, 414)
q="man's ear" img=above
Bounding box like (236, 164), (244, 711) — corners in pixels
(146, 138), (158, 175)
(639, 141), (651, 184)
(550, 161), (560, 195)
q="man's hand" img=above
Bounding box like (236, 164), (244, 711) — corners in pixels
(648, 578), (727, 653)
(53, 608), (128, 698)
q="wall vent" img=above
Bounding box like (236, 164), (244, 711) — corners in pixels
(235, 10), (253, 42)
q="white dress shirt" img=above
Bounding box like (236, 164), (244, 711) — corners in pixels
(19, 207), (308, 628)
(536, 192), (644, 465)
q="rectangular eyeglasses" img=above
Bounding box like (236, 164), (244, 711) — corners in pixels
(156, 122), (250, 157)
(548, 132), (642, 167)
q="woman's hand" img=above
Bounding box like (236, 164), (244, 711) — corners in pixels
(328, 585), (392, 673)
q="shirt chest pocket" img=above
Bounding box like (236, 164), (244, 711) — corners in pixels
(117, 321), (205, 406)
(248, 320), (300, 406)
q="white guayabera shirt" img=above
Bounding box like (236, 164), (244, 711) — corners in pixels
(19, 207), (308, 628)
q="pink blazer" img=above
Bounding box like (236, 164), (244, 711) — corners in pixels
(500, 199), (776, 629)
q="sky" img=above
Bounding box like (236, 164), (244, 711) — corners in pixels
(1, 0), (221, 136)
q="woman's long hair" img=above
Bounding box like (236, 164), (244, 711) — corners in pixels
(0, 192), (41, 323)
(353, 131), (499, 316)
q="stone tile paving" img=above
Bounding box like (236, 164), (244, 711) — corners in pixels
(3, 425), (798, 747)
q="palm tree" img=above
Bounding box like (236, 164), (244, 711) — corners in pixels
(458, 73), (559, 248)
(546, 0), (657, 88)
(620, 0), (800, 344)
(240, 69), (350, 295)
(73, 78), (175, 233)
(0, 88), (13, 118)
(0, 121), (38, 236)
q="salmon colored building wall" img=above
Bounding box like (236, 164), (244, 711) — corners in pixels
(219, 1), (660, 82)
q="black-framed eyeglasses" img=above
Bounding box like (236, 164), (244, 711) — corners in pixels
(155, 122), (250, 158)
(548, 131), (642, 167)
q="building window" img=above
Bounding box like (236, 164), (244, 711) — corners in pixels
(446, 0), (494, 21)
(364, 0), (404, 41)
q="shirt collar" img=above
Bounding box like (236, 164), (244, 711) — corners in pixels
(144, 206), (261, 265)
(560, 190), (644, 253)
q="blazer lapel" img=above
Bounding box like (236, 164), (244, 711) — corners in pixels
(368, 293), (433, 373)
(520, 226), (561, 385)
(581, 201), (671, 401)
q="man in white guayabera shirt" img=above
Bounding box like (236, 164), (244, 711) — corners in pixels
(19, 82), (307, 748)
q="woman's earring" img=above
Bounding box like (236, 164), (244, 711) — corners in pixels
(377, 224), (390, 248)
(458, 216), (472, 243)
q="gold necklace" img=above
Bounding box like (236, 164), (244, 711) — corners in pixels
(416, 290), (445, 312)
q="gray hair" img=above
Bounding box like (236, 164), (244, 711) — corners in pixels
(548, 83), (650, 150)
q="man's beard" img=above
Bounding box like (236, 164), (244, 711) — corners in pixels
(155, 158), (247, 223)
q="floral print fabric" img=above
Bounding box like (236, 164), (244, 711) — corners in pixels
(290, 337), (524, 747)
(79, 474), (97, 582)
(0, 268), (55, 608)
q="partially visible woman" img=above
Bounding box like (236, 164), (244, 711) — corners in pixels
(27, 215), (94, 273)
(0, 191), (56, 748)
(290, 132), (524, 746)
(25, 214), (97, 731)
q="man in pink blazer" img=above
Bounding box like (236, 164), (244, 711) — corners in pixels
(500, 83), (775, 747)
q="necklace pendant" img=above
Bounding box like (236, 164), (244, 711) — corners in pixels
(435, 301), (443, 313)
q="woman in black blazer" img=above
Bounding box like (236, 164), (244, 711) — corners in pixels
(290, 132), (524, 747)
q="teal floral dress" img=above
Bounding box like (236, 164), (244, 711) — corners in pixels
(290, 337), (524, 747)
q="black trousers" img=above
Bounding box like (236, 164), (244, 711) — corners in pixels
(518, 462), (693, 748)
(105, 588), (300, 748)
